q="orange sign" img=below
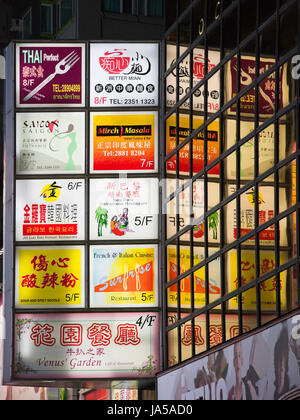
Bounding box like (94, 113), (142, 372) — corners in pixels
(166, 114), (220, 176)
(91, 112), (158, 173)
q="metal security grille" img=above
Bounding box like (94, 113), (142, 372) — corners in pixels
(162, 0), (300, 369)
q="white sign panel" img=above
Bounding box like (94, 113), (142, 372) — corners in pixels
(89, 178), (159, 240)
(90, 43), (159, 107)
(14, 312), (160, 379)
(15, 179), (85, 241)
(166, 44), (220, 113)
(16, 112), (86, 175)
(90, 245), (158, 308)
(226, 185), (288, 246)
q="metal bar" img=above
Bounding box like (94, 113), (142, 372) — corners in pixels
(254, 0), (262, 329)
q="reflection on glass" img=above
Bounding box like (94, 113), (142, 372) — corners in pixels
(166, 43), (221, 113)
(226, 55), (289, 118)
(166, 113), (220, 176)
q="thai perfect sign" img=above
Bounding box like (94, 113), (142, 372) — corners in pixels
(15, 246), (85, 309)
(90, 43), (159, 107)
(16, 112), (86, 175)
(16, 43), (85, 108)
(90, 111), (158, 173)
(14, 312), (159, 379)
(89, 178), (159, 240)
(16, 179), (85, 241)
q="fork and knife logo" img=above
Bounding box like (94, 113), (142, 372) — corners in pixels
(23, 50), (80, 102)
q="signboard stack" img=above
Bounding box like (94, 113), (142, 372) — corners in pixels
(4, 41), (160, 385)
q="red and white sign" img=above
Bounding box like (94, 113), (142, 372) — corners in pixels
(90, 43), (159, 107)
(15, 179), (85, 241)
(14, 313), (159, 379)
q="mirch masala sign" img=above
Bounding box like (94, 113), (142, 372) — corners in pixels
(90, 111), (158, 173)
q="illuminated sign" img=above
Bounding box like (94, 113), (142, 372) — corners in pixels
(89, 178), (158, 240)
(167, 246), (221, 308)
(166, 45), (220, 112)
(16, 112), (86, 175)
(226, 55), (288, 117)
(90, 43), (159, 107)
(227, 249), (288, 311)
(166, 179), (220, 243)
(90, 111), (158, 173)
(16, 43), (85, 108)
(225, 120), (286, 181)
(15, 246), (85, 309)
(226, 185), (288, 246)
(90, 245), (158, 308)
(14, 312), (159, 379)
(15, 179), (85, 241)
(166, 114), (220, 176)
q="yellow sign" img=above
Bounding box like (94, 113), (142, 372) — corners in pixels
(91, 245), (158, 308)
(167, 247), (221, 308)
(16, 247), (84, 308)
(227, 250), (288, 311)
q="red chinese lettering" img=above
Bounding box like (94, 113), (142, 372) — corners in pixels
(31, 255), (49, 271)
(114, 324), (141, 346)
(24, 205), (31, 224)
(209, 325), (223, 347)
(51, 258), (70, 268)
(261, 258), (275, 274)
(40, 205), (47, 223)
(41, 273), (59, 289)
(31, 204), (39, 223)
(87, 323), (112, 346)
(60, 324), (83, 347)
(21, 274), (40, 289)
(61, 273), (78, 288)
(181, 325), (204, 346)
(30, 324), (56, 347)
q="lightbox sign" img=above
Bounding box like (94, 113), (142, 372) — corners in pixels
(226, 55), (288, 117)
(225, 120), (286, 181)
(90, 245), (158, 308)
(90, 43), (159, 107)
(167, 246), (221, 309)
(226, 185), (288, 246)
(89, 178), (159, 240)
(15, 246), (85, 309)
(227, 249), (288, 311)
(15, 179), (85, 241)
(166, 179), (220, 243)
(14, 312), (159, 379)
(166, 44), (220, 112)
(16, 112), (86, 175)
(90, 111), (158, 173)
(16, 43), (85, 108)
(166, 114), (220, 176)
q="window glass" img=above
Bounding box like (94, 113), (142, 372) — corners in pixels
(23, 8), (32, 39)
(123, 0), (132, 13)
(148, 0), (163, 16)
(60, 0), (73, 27)
(104, 0), (122, 12)
(41, 4), (53, 34)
